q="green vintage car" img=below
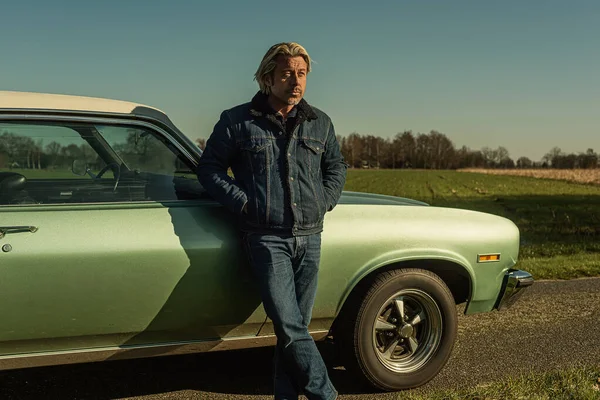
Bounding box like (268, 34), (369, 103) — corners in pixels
(0, 91), (533, 391)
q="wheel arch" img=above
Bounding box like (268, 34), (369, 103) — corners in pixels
(334, 256), (474, 320)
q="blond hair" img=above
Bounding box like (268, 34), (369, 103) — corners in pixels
(254, 42), (312, 94)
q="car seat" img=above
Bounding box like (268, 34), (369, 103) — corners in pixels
(0, 172), (36, 204)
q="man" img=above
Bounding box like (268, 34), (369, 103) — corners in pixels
(197, 42), (347, 400)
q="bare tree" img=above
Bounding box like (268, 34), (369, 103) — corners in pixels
(347, 132), (363, 168)
(516, 157), (533, 168)
(543, 147), (563, 167)
(46, 141), (62, 168)
(395, 131), (415, 169)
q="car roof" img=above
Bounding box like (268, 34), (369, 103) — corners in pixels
(0, 90), (166, 120)
(0, 91), (201, 157)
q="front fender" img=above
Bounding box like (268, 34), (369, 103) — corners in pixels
(335, 248), (475, 316)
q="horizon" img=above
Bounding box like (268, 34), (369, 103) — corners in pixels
(1, 1), (598, 162)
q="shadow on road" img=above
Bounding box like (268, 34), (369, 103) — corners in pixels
(0, 342), (373, 399)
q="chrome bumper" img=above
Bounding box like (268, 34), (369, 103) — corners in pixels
(494, 270), (534, 311)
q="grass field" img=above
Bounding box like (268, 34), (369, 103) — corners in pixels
(401, 365), (600, 400)
(0, 168), (79, 179)
(460, 168), (600, 185)
(344, 170), (600, 280)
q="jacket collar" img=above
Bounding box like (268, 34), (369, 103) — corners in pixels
(249, 91), (318, 121)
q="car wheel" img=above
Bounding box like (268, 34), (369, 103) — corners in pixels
(338, 268), (458, 391)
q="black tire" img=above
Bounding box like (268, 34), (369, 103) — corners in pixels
(337, 268), (457, 391)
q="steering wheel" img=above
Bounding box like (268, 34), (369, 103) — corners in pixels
(95, 162), (121, 192)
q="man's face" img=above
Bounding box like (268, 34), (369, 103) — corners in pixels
(267, 55), (307, 106)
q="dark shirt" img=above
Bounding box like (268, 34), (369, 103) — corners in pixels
(274, 107), (298, 136)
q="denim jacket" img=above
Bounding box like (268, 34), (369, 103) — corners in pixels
(197, 92), (348, 235)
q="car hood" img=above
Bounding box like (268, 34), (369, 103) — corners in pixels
(338, 191), (429, 207)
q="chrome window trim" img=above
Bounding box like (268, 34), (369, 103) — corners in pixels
(0, 108), (202, 157)
(0, 113), (201, 208)
(0, 113), (198, 168)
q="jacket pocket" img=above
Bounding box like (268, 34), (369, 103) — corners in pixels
(240, 139), (271, 174)
(300, 139), (325, 175)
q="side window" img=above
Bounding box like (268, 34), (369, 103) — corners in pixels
(0, 121), (203, 206)
(97, 126), (185, 175)
(0, 123), (103, 179)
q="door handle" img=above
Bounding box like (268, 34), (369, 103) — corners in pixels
(0, 226), (38, 239)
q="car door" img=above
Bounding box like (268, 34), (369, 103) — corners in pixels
(0, 117), (265, 357)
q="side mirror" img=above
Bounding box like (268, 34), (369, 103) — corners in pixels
(72, 160), (88, 176)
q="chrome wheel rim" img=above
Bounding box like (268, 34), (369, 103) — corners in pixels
(371, 289), (443, 373)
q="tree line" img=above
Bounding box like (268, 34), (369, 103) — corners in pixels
(0, 129), (173, 172)
(195, 130), (598, 170)
(337, 131), (598, 169)
(0, 132), (95, 170)
(5, 127), (595, 172)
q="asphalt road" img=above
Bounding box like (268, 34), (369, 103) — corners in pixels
(1, 278), (599, 400)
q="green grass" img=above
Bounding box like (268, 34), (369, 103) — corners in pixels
(399, 365), (600, 400)
(0, 168), (80, 179)
(519, 254), (600, 280)
(344, 170), (600, 280)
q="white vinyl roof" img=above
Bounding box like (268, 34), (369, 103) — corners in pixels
(0, 91), (165, 117)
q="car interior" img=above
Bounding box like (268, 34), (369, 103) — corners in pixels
(0, 172), (37, 205)
(0, 169), (210, 206)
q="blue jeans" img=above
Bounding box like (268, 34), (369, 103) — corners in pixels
(243, 233), (337, 400)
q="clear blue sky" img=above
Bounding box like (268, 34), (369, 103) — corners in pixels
(1, 0), (598, 161)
